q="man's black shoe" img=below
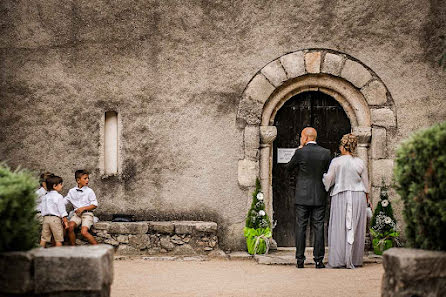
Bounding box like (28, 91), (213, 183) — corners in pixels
(315, 261), (325, 269)
(296, 262), (304, 268)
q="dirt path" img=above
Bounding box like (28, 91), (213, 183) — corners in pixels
(111, 258), (383, 297)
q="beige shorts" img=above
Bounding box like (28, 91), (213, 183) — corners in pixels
(41, 216), (64, 242)
(70, 211), (94, 229)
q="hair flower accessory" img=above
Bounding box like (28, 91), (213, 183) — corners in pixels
(258, 210), (265, 216)
(381, 200), (389, 207)
(384, 216), (392, 224)
(256, 192), (264, 201)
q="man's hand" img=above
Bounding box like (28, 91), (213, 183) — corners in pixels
(75, 207), (84, 216)
(64, 221), (69, 229)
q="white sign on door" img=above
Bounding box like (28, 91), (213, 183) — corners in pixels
(277, 148), (298, 163)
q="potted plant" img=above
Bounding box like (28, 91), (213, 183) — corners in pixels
(243, 178), (272, 255)
(369, 184), (400, 255)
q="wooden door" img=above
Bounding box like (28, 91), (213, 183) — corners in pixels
(272, 91), (351, 247)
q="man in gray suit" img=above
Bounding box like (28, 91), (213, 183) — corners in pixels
(286, 127), (331, 269)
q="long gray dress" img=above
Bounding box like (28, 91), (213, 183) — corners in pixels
(323, 155), (369, 269)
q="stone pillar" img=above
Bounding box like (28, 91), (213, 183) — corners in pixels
(354, 126), (372, 198)
(259, 126), (277, 219)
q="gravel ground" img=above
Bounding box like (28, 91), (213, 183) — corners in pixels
(111, 258), (383, 297)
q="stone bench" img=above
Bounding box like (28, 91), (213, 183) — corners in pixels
(0, 245), (113, 297)
(76, 221), (219, 256)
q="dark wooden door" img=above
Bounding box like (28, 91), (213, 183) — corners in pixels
(272, 91), (351, 247)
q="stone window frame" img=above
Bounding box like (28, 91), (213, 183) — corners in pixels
(99, 110), (123, 177)
(236, 49), (397, 220)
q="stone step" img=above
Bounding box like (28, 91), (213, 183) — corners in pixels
(229, 247), (383, 265)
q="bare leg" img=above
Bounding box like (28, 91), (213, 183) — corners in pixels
(55, 241), (63, 247)
(68, 221), (78, 246)
(40, 240), (46, 248)
(81, 226), (97, 245)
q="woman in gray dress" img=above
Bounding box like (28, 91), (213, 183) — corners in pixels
(322, 133), (370, 269)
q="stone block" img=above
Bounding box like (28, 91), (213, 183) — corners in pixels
(116, 235), (129, 243)
(237, 159), (259, 187)
(116, 245), (140, 255)
(305, 52), (321, 73)
(128, 234), (150, 249)
(194, 222), (218, 233)
(244, 125), (259, 160)
(382, 248), (446, 297)
(103, 237), (119, 246)
(361, 80), (388, 105)
(259, 126), (277, 145)
(236, 96), (263, 126)
(174, 221), (195, 234)
(243, 73), (275, 104)
(92, 221), (110, 231)
(280, 51), (305, 79)
(171, 235), (184, 245)
(341, 59), (372, 88)
(322, 53), (344, 76)
(33, 245), (113, 294)
(173, 244), (196, 255)
(372, 159), (394, 186)
(371, 127), (387, 159)
(160, 236), (175, 251)
(261, 59), (288, 87)
(371, 108), (396, 128)
(0, 250), (34, 294)
(108, 222), (148, 234)
(149, 221), (175, 234)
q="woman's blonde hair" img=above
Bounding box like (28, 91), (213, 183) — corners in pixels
(340, 133), (358, 156)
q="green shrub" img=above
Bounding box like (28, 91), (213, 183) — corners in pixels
(394, 121), (446, 251)
(0, 164), (39, 252)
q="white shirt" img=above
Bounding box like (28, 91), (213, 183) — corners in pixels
(322, 154), (369, 196)
(40, 190), (68, 217)
(35, 187), (47, 212)
(65, 186), (98, 210)
(306, 141), (317, 145)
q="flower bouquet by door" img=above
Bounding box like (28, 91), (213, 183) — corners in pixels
(244, 179), (272, 255)
(370, 185), (400, 255)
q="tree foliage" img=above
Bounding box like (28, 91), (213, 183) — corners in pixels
(0, 164), (39, 252)
(394, 121), (446, 251)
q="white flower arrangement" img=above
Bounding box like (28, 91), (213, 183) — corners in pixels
(256, 192), (264, 201)
(381, 200), (389, 207)
(372, 212), (397, 233)
(258, 210), (265, 216)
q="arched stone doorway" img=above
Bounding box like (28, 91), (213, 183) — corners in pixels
(237, 49), (397, 246)
(272, 91), (351, 246)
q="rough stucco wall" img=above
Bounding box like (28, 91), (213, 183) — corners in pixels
(1, 0), (445, 249)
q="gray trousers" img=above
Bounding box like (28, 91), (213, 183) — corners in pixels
(295, 204), (325, 263)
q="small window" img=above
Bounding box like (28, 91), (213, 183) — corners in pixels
(104, 111), (119, 175)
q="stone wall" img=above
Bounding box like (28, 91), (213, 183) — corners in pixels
(0, 245), (113, 297)
(78, 221), (219, 256)
(0, 0), (445, 248)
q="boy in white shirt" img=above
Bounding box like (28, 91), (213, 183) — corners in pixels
(65, 170), (98, 245)
(40, 175), (68, 247)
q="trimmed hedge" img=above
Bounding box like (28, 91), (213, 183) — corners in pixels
(394, 121), (446, 251)
(0, 165), (39, 252)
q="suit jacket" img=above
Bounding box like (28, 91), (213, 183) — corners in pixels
(285, 143), (332, 206)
